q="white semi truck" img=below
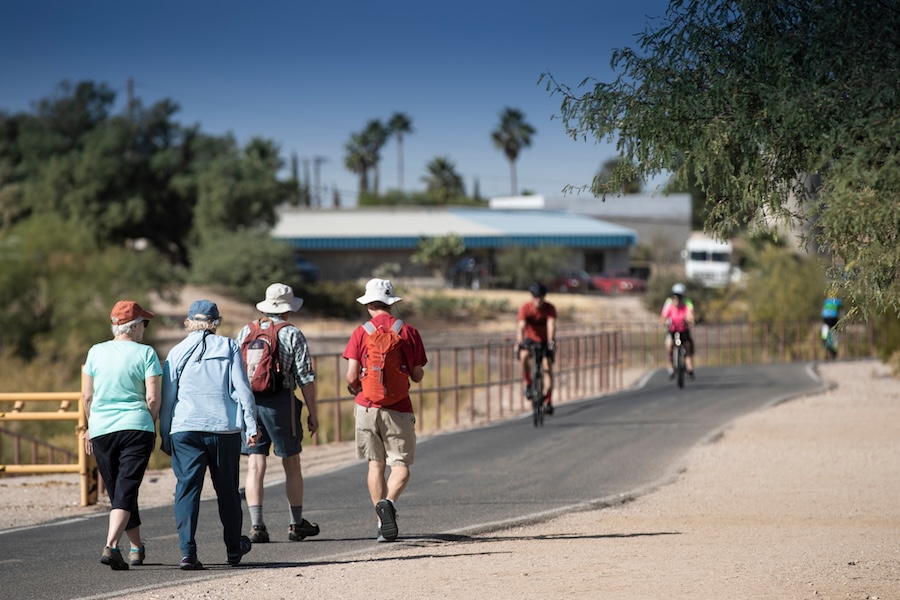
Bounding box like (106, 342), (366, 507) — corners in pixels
(683, 232), (737, 288)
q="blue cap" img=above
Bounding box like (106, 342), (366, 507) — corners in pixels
(187, 299), (221, 321)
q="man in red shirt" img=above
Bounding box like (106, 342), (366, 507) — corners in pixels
(343, 278), (427, 543)
(516, 282), (557, 414)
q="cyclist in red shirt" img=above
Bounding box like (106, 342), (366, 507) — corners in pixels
(660, 283), (695, 380)
(516, 282), (557, 414)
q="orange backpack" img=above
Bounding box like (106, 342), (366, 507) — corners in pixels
(360, 319), (410, 405)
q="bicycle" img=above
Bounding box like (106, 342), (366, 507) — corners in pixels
(672, 331), (687, 389)
(822, 323), (838, 360)
(521, 342), (546, 427)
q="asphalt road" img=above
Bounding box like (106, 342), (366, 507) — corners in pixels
(0, 363), (826, 600)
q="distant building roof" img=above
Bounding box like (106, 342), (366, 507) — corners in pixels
(490, 193), (691, 222)
(272, 207), (637, 251)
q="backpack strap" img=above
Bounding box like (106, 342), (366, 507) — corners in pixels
(362, 319), (403, 335)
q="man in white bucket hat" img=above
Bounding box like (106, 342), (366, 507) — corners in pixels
(343, 278), (427, 542)
(235, 283), (320, 543)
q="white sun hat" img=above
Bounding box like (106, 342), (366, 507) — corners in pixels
(256, 283), (304, 314)
(356, 278), (402, 306)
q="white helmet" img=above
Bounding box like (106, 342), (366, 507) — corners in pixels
(671, 283), (687, 296)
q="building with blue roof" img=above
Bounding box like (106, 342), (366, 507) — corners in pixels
(272, 206), (638, 282)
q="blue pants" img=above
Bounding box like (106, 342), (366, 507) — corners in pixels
(171, 431), (243, 560)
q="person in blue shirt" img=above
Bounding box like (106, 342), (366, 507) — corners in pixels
(822, 296), (842, 333)
(821, 296), (842, 328)
(160, 300), (260, 570)
(83, 300), (161, 571)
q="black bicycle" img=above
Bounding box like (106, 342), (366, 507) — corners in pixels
(521, 342), (546, 427)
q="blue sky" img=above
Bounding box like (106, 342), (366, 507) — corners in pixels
(2, 0), (672, 206)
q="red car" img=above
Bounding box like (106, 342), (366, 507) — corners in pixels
(590, 271), (647, 295)
(550, 270), (593, 293)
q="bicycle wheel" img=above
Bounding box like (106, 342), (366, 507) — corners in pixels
(532, 358), (544, 427)
(674, 343), (686, 388)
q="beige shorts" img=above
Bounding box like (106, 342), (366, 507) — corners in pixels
(354, 404), (416, 467)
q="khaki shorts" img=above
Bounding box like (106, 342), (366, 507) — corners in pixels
(354, 404), (416, 467)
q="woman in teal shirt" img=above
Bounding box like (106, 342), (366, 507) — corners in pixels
(82, 300), (161, 571)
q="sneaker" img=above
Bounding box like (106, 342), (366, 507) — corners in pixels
(128, 545), (145, 566)
(688, 371), (695, 381)
(544, 402), (554, 415)
(376, 528), (389, 543)
(100, 546), (129, 571)
(667, 368), (675, 380)
(288, 519), (320, 541)
(227, 535), (252, 566)
(179, 556), (203, 570)
(375, 499), (398, 542)
(525, 387), (533, 400)
(248, 525), (270, 544)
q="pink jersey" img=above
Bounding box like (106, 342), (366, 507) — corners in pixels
(661, 302), (691, 333)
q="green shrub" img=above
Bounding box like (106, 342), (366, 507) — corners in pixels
(188, 231), (295, 304)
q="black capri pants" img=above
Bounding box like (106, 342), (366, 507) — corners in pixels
(91, 429), (156, 531)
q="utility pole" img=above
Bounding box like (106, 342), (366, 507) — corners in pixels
(302, 157), (311, 207)
(312, 155), (328, 208)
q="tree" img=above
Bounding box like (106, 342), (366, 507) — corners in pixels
(344, 132), (372, 196)
(188, 230), (296, 305)
(597, 157), (642, 194)
(191, 135), (286, 245)
(422, 156), (465, 204)
(363, 119), (388, 196)
(494, 245), (571, 290)
(411, 234), (465, 281)
(388, 112), (414, 191)
(491, 108), (535, 196)
(543, 0), (900, 315)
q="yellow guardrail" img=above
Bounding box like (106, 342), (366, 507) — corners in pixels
(0, 392), (99, 506)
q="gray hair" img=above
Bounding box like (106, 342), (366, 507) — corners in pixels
(111, 319), (144, 337)
(185, 318), (218, 333)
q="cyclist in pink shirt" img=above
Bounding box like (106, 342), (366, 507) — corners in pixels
(660, 283), (696, 379)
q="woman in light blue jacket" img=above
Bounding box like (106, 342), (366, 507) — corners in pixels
(160, 300), (259, 570)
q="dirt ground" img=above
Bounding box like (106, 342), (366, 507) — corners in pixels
(2, 360), (898, 599)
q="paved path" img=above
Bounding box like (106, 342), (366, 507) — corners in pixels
(0, 363), (825, 600)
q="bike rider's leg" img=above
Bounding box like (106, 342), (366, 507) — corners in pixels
(518, 347), (532, 385)
(665, 333), (674, 376)
(542, 355), (554, 414)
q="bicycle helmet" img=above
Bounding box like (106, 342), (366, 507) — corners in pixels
(529, 282), (548, 297)
(671, 283), (687, 296)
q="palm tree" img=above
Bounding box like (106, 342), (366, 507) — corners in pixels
(362, 119), (388, 196)
(344, 132), (373, 197)
(491, 108), (535, 196)
(422, 156), (465, 204)
(388, 112), (414, 191)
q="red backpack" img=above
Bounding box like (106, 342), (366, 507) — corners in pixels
(360, 319), (410, 405)
(241, 318), (289, 395)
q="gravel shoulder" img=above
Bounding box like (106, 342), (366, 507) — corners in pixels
(3, 360), (898, 599)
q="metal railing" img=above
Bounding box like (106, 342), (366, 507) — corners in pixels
(306, 330), (625, 445)
(0, 392), (98, 506)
